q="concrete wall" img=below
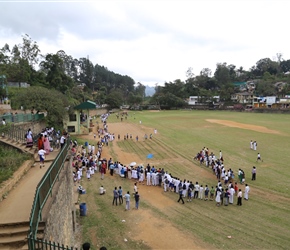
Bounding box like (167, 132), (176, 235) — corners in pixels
(43, 157), (77, 247)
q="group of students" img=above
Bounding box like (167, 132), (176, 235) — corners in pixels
(36, 128), (66, 168)
(111, 161), (252, 207)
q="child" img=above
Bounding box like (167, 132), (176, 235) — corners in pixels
(38, 147), (46, 168)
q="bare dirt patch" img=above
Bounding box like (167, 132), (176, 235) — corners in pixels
(206, 119), (281, 134)
(130, 209), (206, 250)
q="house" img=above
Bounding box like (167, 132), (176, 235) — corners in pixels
(233, 82), (247, 92)
(274, 82), (287, 92)
(233, 81), (256, 92)
(188, 96), (199, 105)
(279, 97), (290, 108)
(231, 92), (254, 104)
(253, 96), (277, 108)
(188, 96), (220, 105)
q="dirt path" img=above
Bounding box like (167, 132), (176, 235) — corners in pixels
(206, 119), (281, 134)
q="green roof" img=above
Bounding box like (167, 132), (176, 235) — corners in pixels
(74, 100), (97, 110)
(233, 82), (247, 86)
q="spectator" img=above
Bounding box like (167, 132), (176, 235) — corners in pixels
(82, 242), (90, 250)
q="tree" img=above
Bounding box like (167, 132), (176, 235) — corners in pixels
(10, 86), (69, 127)
(254, 58), (279, 76)
(157, 92), (185, 108)
(40, 53), (74, 93)
(163, 79), (186, 99)
(256, 81), (276, 96)
(18, 34), (40, 68)
(78, 57), (95, 90)
(280, 60), (290, 73)
(105, 90), (123, 108)
(135, 82), (146, 98)
(214, 63), (231, 87)
(219, 82), (235, 102)
(186, 67), (195, 79)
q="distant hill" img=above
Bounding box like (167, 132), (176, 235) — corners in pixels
(145, 86), (155, 97)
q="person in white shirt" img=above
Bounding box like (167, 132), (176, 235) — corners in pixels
(229, 186), (235, 204)
(199, 185), (204, 199)
(38, 148), (46, 168)
(253, 141), (257, 151)
(60, 134), (66, 149)
(256, 153), (263, 162)
(146, 172), (151, 185)
(244, 184), (250, 200)
(194, 182), (200, 199)
(77, 168), (82, 183)
(99, 185), (106, 195)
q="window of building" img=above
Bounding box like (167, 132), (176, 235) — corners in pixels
(67, 126), (75, 132)
(69, 114), (77, 121)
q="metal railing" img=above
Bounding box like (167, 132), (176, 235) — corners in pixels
(28, 138), (70, 250)
(28, 239), (78, 250)
(0, 113), (44, 123)
(1, 123), (39, 145)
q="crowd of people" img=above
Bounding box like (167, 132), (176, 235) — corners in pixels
(34, 127), (67, 168)
(72, 112), (255, 210)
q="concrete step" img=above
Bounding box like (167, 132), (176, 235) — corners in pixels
(0, 222), (44, 249)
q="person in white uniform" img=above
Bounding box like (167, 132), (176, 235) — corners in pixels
(244, 184), (250, 200)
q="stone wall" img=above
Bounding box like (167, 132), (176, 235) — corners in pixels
(19, 121), (47, 135)
(43, 157), (77, 247)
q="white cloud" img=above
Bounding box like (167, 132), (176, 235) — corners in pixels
(0, 0), (289, 86)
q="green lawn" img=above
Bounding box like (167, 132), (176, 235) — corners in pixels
(79, 110), (290, 250)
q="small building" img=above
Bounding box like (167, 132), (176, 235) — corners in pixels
(188, 96), (220, 105)
(253, 96), (277, 108)
(231, 92), (254, 104)
(188, 96), (199, 105)
(279, 97), (290, 108)
(63, 100), (97, 135)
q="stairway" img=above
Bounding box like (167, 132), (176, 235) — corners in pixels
(0, 221), (45, 250)
(0, 136), (36, 155)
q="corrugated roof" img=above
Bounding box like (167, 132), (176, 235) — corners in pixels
(74, 100), (97, 110)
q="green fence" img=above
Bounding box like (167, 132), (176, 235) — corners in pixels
(0, 113), (44, 123)
(1, 123), (39, 145)
(27, 139), (74, 250)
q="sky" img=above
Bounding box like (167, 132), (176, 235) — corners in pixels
(0, 0), (289, 87)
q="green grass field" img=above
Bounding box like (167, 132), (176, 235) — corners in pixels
(78, 110), (290, 250)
